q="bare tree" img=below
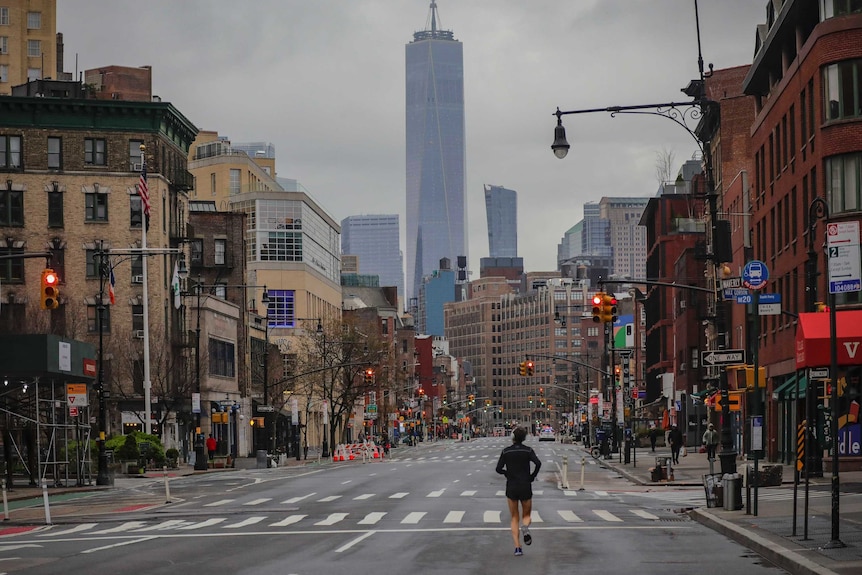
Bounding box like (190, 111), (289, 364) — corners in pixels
(655, 147), (676, 187)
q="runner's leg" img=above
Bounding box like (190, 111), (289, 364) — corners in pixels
(507, 497), (521, 548)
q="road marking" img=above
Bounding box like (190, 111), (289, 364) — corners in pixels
(204, 499), (234, 507)
(531, 511), (543, 523)
(533, 490), (544, 495)
(318, 495), (342, 502)
(558, 510), (583, 522)
(179, 518), (226, 530)
(459, 490), (476, 496)
(270, 515), (307, 527)
(401, 512), (426, 524)
(495, 490), (506, 497)
(334, 531), (375, 553)
(341, 480), (352, 484)
(443, 511), (465, 523)
(244, 498), (271, 506)
(133, 520), (190, 532)
(358, 512), (387, 525)
(353, 494), (374, 500)
(593, 510), (622, 522)
(630, 509), (659, 520)
(594, 491), (608, 497)
(90, 522), (147, 534)
(389, 492), (409, 499)
(281, 493), (316, 504)
(563, 491), (578, 497)
(38, 524), (96, 537)
(427, 489), (445, 498)
(81, 536), (157, 554)
(316, 513), (349, 526)
(224, 517), (266, 528)
(483, 511), (502, 523)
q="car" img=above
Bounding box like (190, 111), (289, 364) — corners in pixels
(538, 427), (556, 441)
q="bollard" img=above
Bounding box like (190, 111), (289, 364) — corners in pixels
(163, 466), (171, 504)
(41, 481), (51, 525)
(579, 457), (586, 491)
(1, 479), (8, 521)
(561, 455), (569, 489)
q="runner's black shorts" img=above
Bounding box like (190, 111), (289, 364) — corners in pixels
(506, 483), (533, 501)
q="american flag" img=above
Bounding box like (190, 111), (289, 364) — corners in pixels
(108, 269), (116, 305)
(139, 157), (150, 218)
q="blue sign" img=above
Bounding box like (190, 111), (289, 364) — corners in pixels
(736, 292), (781, 304)
(743, 260), (769, 290)
(723, 287), (750, 300)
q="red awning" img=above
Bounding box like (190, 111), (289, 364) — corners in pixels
(795, 310), (862, 369)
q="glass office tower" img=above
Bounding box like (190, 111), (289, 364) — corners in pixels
(405, 1), (466, 301)
(341, 214), (405, 300)
(484, 185), (517, 258)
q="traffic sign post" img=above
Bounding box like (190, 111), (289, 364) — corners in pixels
(701, 349), (746, 366)
(742, 260), (769, 291)
(827, 221), (862, 294)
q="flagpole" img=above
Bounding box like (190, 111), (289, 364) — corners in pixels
(140, 144), (152, 435)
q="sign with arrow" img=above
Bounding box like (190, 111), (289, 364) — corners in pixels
(701, 349), (746, 366)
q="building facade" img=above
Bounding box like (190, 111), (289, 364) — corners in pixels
(341, 214), (404, 304)
(484, 184), (517, 258)
(0, 1), (58, 94)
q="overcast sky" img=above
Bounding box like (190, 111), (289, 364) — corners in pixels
(58, 0), (766, 273)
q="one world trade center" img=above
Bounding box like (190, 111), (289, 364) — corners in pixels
(405, 1), (466, 301)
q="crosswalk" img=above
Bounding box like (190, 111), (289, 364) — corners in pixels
(628, 487), (834, 506)
(31, 506), (673, 537)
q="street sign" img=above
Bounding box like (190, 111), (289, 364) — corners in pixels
(701, 349), (746, 366)
(809, 367), (829, 380)
(758, 303), (781, 315)
(69, 406), (79, 417)
(742, 260), (769, 290)
(66, 383), (88, 407)
(366, 404), (378, 414)
(723, 287), (750, 300)
(721, 277), (742, 289)
(827, 221), (862, 294)
(257, 405), (275, 413)
(736, 293), (781, 304)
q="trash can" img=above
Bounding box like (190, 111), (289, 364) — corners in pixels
(256, 450), (268, 469)
(723, 473), (742, 510)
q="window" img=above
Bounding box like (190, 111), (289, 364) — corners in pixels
(87, 304), (110, 333)
(209, 339), (236, 377)
(214, 239), (226, 265)
(130, 195), (142, 228)
(85, 192), (108, 221)
(229, 169), (241, 195)
(85, 249), (99, 278)
(0, 8), (8, 25)
(823, 59), (862, 120)
(0, 37), (7, 54)
(129, 140), (143, 170)
(266, 289), (295, 328)
(214, 283), (227, 298)
(0, 64), (6, 83)
(0, 187), (23, 226)
(190, 239), (203, 265)
(0, 135), (22, 169)
(26, 67), (40, 81)
(826, 152), (862, 213)
(48, 190), (63, 227)
(84, 138), (106, 166)
(821, 0), (862, 19)
(132, 305), (144, 331)
(27, 12), (41, 29)
(0, 247), (23, 282)
(131, 256), (143, 278)
(210, 173), (216, 196)
(46, 137), (61, 169)
(27, 39), (40, 58)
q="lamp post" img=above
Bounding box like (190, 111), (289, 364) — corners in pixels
(551, 0), (733, 473)
(192, 276), (207, 470)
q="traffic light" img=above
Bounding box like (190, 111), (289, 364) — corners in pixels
(591, 293), (604, 323)
(600, 293), (618, 323)
(526, 360), (535, 376)
(519, 361), (527, 376)
(364, 368), (374, 384)
(40, 268), (60, 310)
(815, 301), (830, 312)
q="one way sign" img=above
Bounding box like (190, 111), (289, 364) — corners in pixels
(700, 349), (746, 366)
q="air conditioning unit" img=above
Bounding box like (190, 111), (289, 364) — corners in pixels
(679, 300), (687, 310)
(134, 330), (145, 339)
(679, 363), (687, 372)
(132, 274), (144, 284)
(132, 162), (142, 171)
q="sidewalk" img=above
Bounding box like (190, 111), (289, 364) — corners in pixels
(584, 443), (862, 575)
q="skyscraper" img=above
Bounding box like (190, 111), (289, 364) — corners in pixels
(341, 214), (404, 301)
(405, 1), (466, 301)
(484, 185), (517, 258)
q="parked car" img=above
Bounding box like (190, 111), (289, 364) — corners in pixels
(538, 426), (556, 442)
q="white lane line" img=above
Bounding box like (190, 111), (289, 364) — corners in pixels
(334, 531), (375, 553)
(558, 510), (583, 522)
(631, 509), (659, 520)
(91, 521), (147, 534)
(281, 493), (316, 504)
(460, 490), (476, 496)
(341, 480), (352, 484)
(270, 515), (307, 527)
(38, 523), (96, 537)
(81, 536), (158, 554)
(133, 520), (190, 532)
(595, 491), (608, 497)
(243, 498), (271, 506)
(204, 499), (234, 507)
(353, 494), (374, 500)
(390, 492), (409, 499)
(593, 510), (623, 522)
(224, 516), (266, 529)
(316, 513), (349, 526)
(358, 512), (387, 525)
(427, 489), (445, 498)
(444, 511), (465, 523)
(564, 490), (579, 497)
(401, 512), (426, 524)
(318, 495), (342, 502)
(533, 490), (544, 495)
(495, 490), (506, 497)
(179, 518), (227, 530)
(483, 511), (502, 523)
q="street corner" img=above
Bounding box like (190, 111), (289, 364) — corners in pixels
(0, 525), (43, 538)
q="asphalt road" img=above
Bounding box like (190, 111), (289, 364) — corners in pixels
(0, 438), (788, 574)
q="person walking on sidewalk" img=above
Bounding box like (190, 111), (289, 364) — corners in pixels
(703, 423), (719, 461)
(649, 424), (658, 452)
(495, 427), (542, 557)
(668, 425), (683, 464)
(206, 434), (217, 460)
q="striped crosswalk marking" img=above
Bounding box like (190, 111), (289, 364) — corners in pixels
(204, 499), (234, 507)
(38, 523), (96, 537)
(318, 495), (342, 502)
(353, 494), (374, 500)
(564, 491), (579, 497)
(389, 492), (409, 499)
(595, 491), (608, 497)
(427, 489), (445, 498)
(495, 490), (506, 497)
(444, 511), (465, 523)
(631, 509), (659, 520)
(593, 510), (622, 522)
(224, 517), (265, 529)
(483, 510), (502, 523)
(315, 513), (348, 526)
(460, 490), (476, 496)
(134, 520), (189, 532)
(282, 493), (316, 504)
(358, 512), (387, 525)
(531, 511), (543, 523)
(401, 512), (426, 524)
(91, 521), (147, 534)
(244, 498), (271, 506)
(179, 518), (226, 530)
(270, 515), (307, 527)
(558, 510), (583, 522)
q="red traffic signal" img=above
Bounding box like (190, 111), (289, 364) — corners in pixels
(41, 268), (60, 310)
(591, 293), (604, 323)
(526, 360), (535, 376)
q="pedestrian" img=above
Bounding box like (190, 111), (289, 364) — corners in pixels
(495, 426), (542, 557)
(206, 434), (217, 460)
(649, 424), (658, 452)
(703, 423), (719, 461)
(668, 425), (683, 464)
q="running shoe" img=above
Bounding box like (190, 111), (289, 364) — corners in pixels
(514, 547), (523, 556)
(521, 524), (532, 545)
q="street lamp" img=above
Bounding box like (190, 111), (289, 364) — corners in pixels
(551, 1), (734, 473)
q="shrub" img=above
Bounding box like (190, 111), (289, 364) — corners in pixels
(116, 433), (140, 461)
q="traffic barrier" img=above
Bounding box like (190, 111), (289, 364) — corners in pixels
(332, 444), (346, 462)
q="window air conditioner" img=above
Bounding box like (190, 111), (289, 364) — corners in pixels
(132, 162), (142, 171)
(134, 330), (145, 339)
(132, 275), (144, 284)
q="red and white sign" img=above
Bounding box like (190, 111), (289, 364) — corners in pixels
(69, 406), (79, 417)
(83, 358), (97, 377)
(66, 383), (88, 407)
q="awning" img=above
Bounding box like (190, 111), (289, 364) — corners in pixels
(772, 374), (807, 401)
(796, 310), (862, 369)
